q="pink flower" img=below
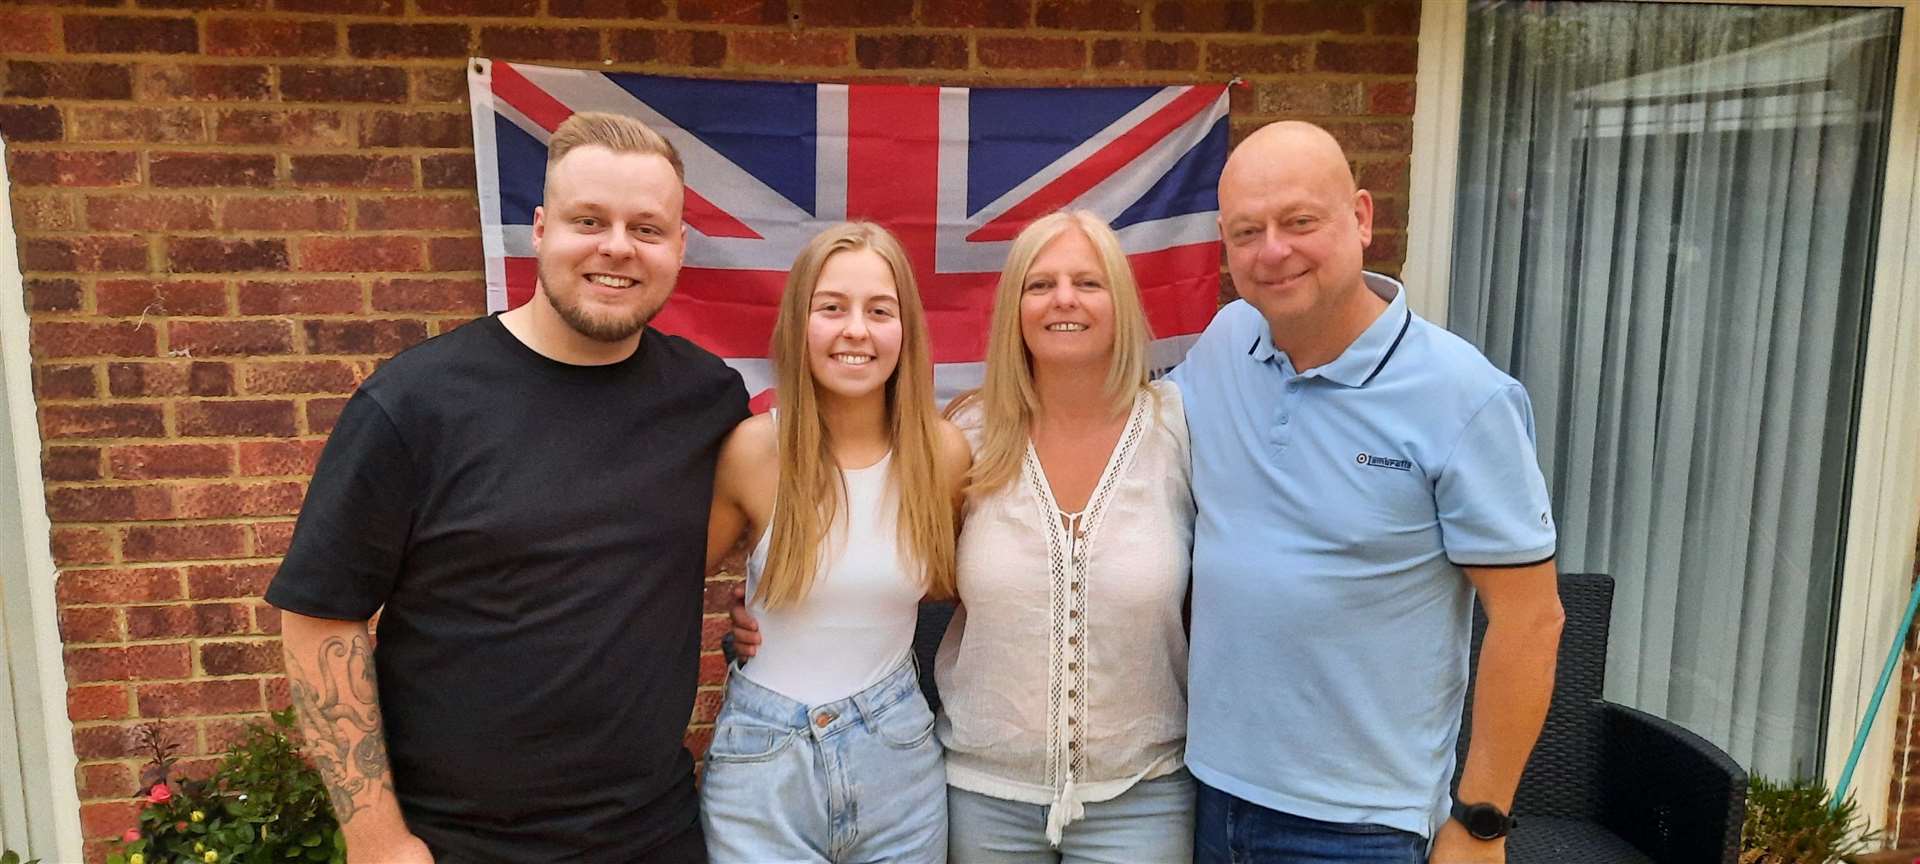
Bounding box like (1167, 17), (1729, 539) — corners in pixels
(148, 783), (172, 804)
(122, 828), (141, 843)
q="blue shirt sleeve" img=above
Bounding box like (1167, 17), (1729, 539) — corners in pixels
(1435, 382), (1557, 567)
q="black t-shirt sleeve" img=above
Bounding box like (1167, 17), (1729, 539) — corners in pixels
(266, 389), (417, 621)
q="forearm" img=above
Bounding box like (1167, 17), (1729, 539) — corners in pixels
(1456, 611), (1562, 808)
(280, 612), (411, 847)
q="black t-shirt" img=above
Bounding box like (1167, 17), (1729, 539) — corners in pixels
(266, 315), (747, 863)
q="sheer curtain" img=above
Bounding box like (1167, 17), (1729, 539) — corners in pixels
(1448, 1), (1900, 778)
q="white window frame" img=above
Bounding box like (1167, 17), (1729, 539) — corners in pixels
(0, 138), (84, 860)
(1408, 0), (1920, 831)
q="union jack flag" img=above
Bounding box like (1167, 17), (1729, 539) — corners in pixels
(468, 60), (1229, 405)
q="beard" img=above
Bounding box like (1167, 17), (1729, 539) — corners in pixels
(538, 262), (669, 343)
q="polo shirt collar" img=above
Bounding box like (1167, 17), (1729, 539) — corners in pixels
(1248, 271), (1413, 388)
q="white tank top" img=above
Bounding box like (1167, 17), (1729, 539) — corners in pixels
(737, 451), (923, 706)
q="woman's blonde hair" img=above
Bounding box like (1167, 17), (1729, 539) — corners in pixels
(759, 222), (957, 608)
(954, 210), (1154, 496)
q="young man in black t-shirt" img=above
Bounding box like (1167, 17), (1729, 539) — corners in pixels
(267, 113), (748, 864)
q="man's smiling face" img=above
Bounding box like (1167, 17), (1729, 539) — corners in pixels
(531, 145), (686, 343)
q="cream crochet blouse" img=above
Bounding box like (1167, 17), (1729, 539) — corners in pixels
(935, 379), (1195, 844)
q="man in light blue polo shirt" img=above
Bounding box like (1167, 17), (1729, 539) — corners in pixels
(1171, 121), (1566, 863)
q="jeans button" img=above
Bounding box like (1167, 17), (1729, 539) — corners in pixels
(814, 712), (834, 728)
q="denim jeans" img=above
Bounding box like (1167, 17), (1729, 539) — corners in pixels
(1192, 780), (1427, 864)
(700, 657), (948, 863)
(948, 768), (1196, 864)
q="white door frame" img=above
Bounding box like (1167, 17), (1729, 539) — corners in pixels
(1407, 0), (1920, 832)
(0, 138), (84, 859)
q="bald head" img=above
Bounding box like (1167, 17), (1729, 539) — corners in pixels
(1222, 121), (1358, 205)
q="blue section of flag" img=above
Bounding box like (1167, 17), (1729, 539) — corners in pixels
(496, 114), (547, 226)
(965, 86), (1161, 217)
(608, 74), (818, 214)
(1112, 116), (1229, 229)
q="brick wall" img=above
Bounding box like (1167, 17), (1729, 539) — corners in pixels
(0, 1), (1417, 858)
(1886, 528), (1920, 844)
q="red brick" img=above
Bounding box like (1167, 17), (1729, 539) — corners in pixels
(0, 9), (60, 54)
(214, 107), (350, 148)
(307, 397), (348, 434)
(2, 60), (133, 100)
(0, 104), (63, 141)
(1091, 38), (1197, 70)
(177, 400), (298, 437)
(45, 484), (175, 521)
(80, 800), (143, 839)
(40, 404), (167, 439)
(45, 445), (104, 482)
(67, 644), (192, 683)
(20, 236), (148, 273)
(800, 0), (913, 27)
(65, 14), (199, 54)
(1153, 0), (1253, 32)
(422, 153), (477, 188)
(174, 481), (305, 518)
(1355, 156), (1408, 196)
(37, 365), (98, 400)
(730, 32), (847, 68)
(140, 0), (267, 8)
(251, 521), (296, 556)
(72, 724), (154, 761)
(359, 111), (470, 149)
(1371, 1), (1417, 36)
(279, 0), (401, 12)
(303, 319), (428, 355)
(151, 152), (277, 188)
(290, 154), (413, 189)
(920, 0), (1029, 28)
(265, 675), (293, 711)
(95, 279), (228, 317)
(237, 279), (363, 315)
(1322, 120), (1412, 153)
(1368, 80), (1415, 115)
(27, 278), (86, 312)
(123, 523), (250, 562)
(166, 238), (289, 274)
(1316, 39), (1416, 74)
(347, 23), (470, 59)
(1207, 40), (1309, 74)
(671, 0), (770, 24)
(479, 26), (602, 61)
(127, 602), (251, 639)
(300, 236), (425, 273)
(419, 0), (537, 13)
(237, 440), (326, 476)
(69, 105), (206, 144)
(76, 761), (134, 797)
(108, 443), (234, 479)
(855, 34), (967, 69)
(609, 29), (728, 67)
(369, 277), (484, 313)
(106, 361), (234, 398)
(278, 64), (407, 103)
(205, 16), (337, 57)
(50, 526), (115, 565)
(221, 195), (349, 231)
(200, 641), (284, 675)
(428, 236), (484, 271)
(137, 62), (271, 101)
(185, 562), (277, 599)
(1265, 0), (1364, 34)
(358, 196), (478, 230)
(255, 602), (283, 635)
(691, 686), (724, 723)
(1254, 79), (1362, 114)
(241, 359), (362, 394)
(31, 322), (157, 359)
(979, 36), (1084, 69)
(169, 320), (296, 357)
(13, 196), (79, 233)
(136, 679), (262, 716)
(1036, 0), (1141, 31)
(59, 567), (184, 605)
(413, 67), (468, 103)
(86, 195), (216, 232)
(59, 608), (122, 644)
(684, 725), (713, 760)
(6, 150), (140, 188)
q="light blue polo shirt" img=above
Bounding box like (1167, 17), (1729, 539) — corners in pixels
(1170, 272), (1556, 838)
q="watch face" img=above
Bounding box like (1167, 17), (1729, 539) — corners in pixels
(1464, 805), (1507, 839)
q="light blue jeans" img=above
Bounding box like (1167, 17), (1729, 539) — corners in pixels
(700, 657), (948, 863)
(948, 768), (1196, 863)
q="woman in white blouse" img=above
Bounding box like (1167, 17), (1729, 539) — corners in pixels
(730, 211), (1194, 863)
(936, 210), (1195, 863)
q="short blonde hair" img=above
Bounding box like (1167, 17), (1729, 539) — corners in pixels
(545, 111), (684, 184)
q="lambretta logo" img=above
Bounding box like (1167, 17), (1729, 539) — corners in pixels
(1355, 452), (1413, 472)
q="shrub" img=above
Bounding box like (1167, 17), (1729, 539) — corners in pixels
(1740, 774), (1877, 864)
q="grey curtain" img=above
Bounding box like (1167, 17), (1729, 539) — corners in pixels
(1449, 1), (1900, 778)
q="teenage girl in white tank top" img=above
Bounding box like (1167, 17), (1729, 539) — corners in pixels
(701, 222), (970, 863)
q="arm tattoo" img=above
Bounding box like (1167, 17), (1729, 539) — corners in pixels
(290, 633), (393, 822)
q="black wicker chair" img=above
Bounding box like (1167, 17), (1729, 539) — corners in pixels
(747, 573), (1746, 862)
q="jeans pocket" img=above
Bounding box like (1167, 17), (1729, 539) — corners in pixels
(874, 694), (937, 749)
(705, 721), (798, 763)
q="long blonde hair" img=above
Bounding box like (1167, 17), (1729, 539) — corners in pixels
(759, 222), (957, 608)
(955, 210), (1154, 496)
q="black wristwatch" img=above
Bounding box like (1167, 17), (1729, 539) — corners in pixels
(1450, 801), (1517, 840)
